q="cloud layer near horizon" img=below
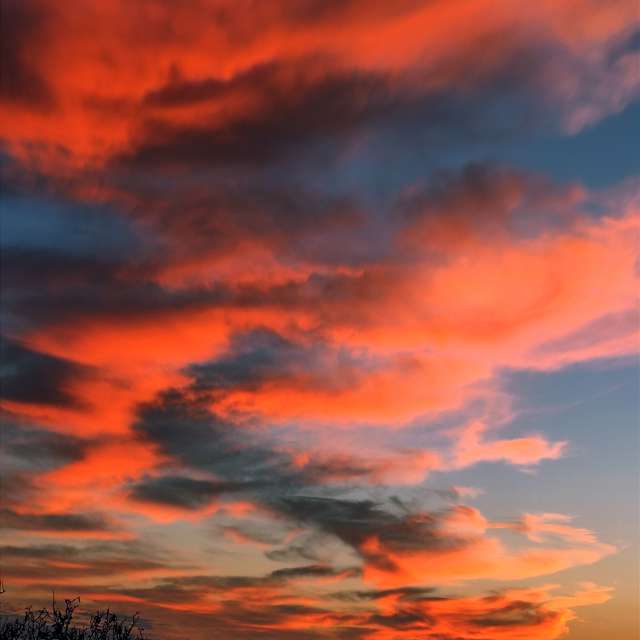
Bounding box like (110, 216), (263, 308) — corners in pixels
(1, 1), (638, 638)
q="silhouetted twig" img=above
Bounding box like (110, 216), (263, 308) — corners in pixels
(0, 595), (144, 640)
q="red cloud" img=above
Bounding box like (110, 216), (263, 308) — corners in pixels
(1, 3), (637, 637)
(1, 0), (636, 170)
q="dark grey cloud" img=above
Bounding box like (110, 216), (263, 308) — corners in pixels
(0, 0), (55, 110)
(0, 508), (115, 534)
(0, 191), (156, 330)
(265, 538), (326, 564)
(269, 564), (358, 581)
(128, 387), (315, 511)
(272, 496), (467, 569)
(1, 416), (89, 472)
(188, 328), (315, 391)
(197, 0), (425, 48)
(331, 586), (437, 603)
(0, 178), (371, 334)
(129, 383), (406, 517)
(0, 540), (177, 581)
(0, 337), (92, 408)
(393, 162), (581, 249)
(122, 60), (394, 169)
(129, 386), (471, 574)
(187, 328), (361, 395)
(74, 563), (356, 616)
(607, 26), (640, 59)
(471, 600), (551, 628)
(1, 267), (381, 338)
(112, 179), (365, 270)
(0, 247), (126, 290)
(117, 28), (575, 173)
(131, 388), (298, 490)
(176, 564), (355, 589)
(129, 475), (244, 509)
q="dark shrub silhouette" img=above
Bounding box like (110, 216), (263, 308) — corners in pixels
(0, 596), (144, 640)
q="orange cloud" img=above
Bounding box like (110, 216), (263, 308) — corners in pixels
(451, 421), (566, 468)
(361, 505), (615, 588)
(2, 4), (636, 636)
(362, 582), (613, 640)
(496, 512), (600, 545)
(1, 0), (636, 171)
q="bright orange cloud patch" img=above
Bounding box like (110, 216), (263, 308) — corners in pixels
(2, 1), (637, 638)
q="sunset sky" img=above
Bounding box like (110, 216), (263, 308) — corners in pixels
(0, 1), (639, 638)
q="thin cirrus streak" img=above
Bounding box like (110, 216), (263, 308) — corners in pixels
(0, 1), (638, 639)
